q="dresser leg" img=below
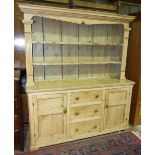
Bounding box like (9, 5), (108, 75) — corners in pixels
(30, 146), (39, 151)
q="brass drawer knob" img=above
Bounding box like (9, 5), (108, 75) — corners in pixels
(63, 108), (67, 113)
(75, 97), (79, 100)
(75, 112), (79, 116)
(94, 109), (98, 113)
(75, 128), (79, 132)
(95, 95), (99, 99)
(93, 125), (97, 129)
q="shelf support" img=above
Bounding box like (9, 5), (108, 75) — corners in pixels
(120, 23), (131, 79)
(22, 14), (34, 86)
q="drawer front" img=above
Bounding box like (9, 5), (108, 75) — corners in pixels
(71, 120), (100, 136)
(106, 88), (128, 106)
(70, 104), (101, 121)
(71, 90), (102, 103)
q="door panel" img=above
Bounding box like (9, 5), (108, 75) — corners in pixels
(106, 105), (125, 125)
(104, 88), (128, 128)
(33, 93), (67, 144)
(38, 114), (64, 138)
(107, 89), (127, 106)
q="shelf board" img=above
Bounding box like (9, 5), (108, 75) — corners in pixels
(32, 61), (122, 66)
(32, 41), (123, 46)
(26, 77), (135, 93)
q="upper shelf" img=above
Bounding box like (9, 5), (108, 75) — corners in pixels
(32, 41), (123, 46)
(32, 61), (122, 66)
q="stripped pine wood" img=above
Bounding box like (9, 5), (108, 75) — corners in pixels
(70, 119), (101, 136)
(120, 24), (131, 79)
(106, 46), (122, 62)
(43, 18), (61, 42)
(107, 24), (124, 44)
(45, 65), (62, 79)
(32, 61), (122, 66)
(33, 94), (67, 143)
(63, 65), (78, 79)
(105, 64), (116, 77)
(62, 22), (78, 42)
(33, 44), (44, 62)
(33, 65), (44, 81)
(70, 104), (101, 121)
(79, 45), (92, 62)
(105, 105), (126, 126)
(104, 88), (129, 128)
(93, 64), (107, 77)
(62, 45), (78, 62)
(44, 44), (61, 62)
(32, 41), (123, 46)
(32, 16), (43, 41)
(79, 64), (92, 78)
(79, 24), (92, 43)
(93, 25), (107, 44)
(19, 3), (135, 150)
(71, 90), (102, 103)
(23, 16), (34, 86)
(92, 46), (107, 62)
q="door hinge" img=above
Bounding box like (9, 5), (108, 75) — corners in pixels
(33, 102), (34, 106)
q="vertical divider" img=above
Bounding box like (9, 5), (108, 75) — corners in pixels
(42, 17), (45, 80)
(61, 21), (63, 79)
(92, 25), (94, 77)
(105, 24), (108, 77)
(32, 44), (34, 81)
(77, 24), (79, 78)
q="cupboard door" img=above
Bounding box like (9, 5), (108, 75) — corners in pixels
(104, 88), (129, 128)
(33, 94), (67, 144)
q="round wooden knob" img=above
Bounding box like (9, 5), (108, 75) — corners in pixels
(93, 125), (97, 129)
(95, 95), (99, 99)
(75, 128), (79, 132)
(75, 112), (79, 115)
(63, 108), (67, 113)
(75, 97), (79, 100)
(94, 109), (98, 113)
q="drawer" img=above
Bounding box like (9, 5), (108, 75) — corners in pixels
(71, 119), (100, 136)
(71, 90), (102, 103)
(106, 88), (128, 106)
(70, 104), (101, 121)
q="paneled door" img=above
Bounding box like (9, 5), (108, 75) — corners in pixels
(32, 93), (67, 145)
(104, 88), (129, 128)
